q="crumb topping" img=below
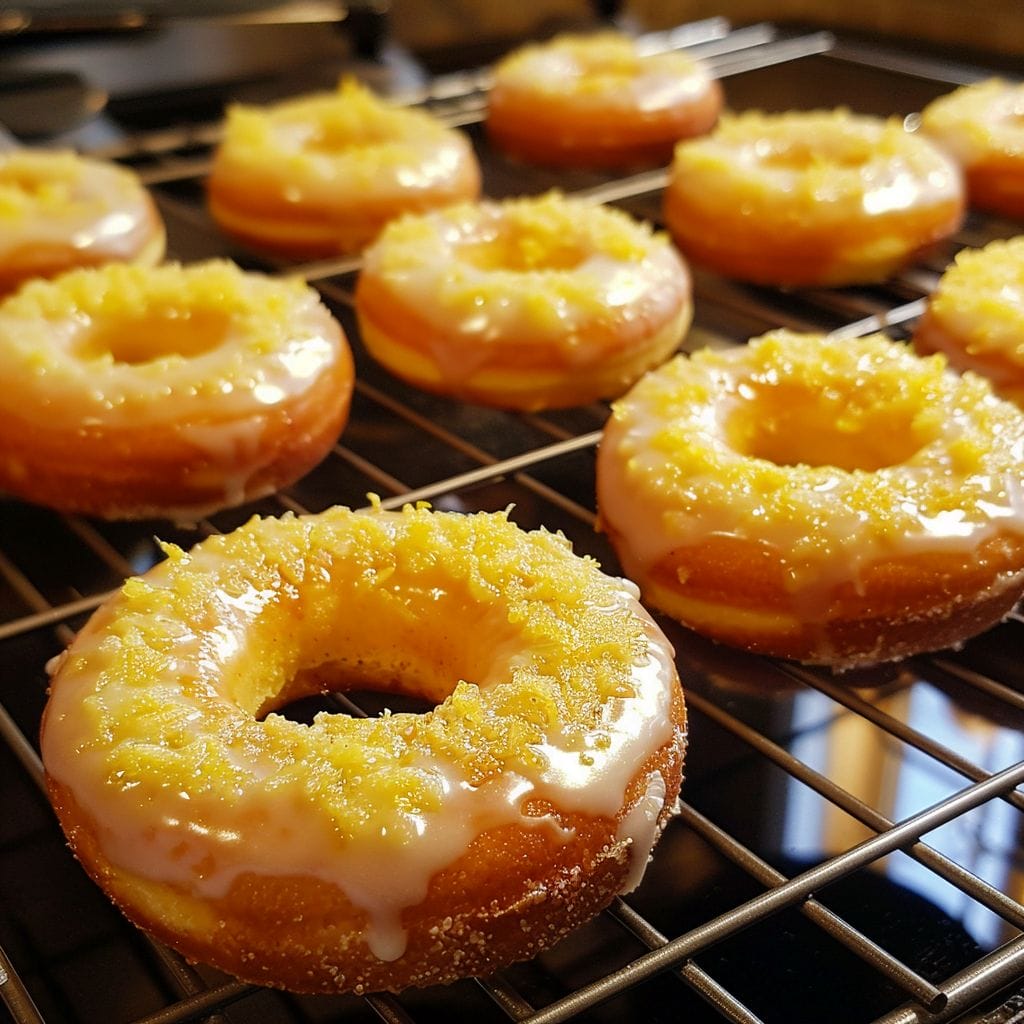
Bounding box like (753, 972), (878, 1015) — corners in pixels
(607, 330), (1024, 568)
(55, 506), (654, 845)
(364, 191), (673, 330)
(672, 109), (961, 208)
(928, 237), (1024, 360)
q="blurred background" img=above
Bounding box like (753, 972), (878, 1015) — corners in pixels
(1, 0), (1021, 141)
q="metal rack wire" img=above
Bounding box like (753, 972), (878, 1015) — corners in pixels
(2, 18), (1023, 1024)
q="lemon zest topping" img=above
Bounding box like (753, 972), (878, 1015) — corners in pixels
(608, 330), (1024, 567)
(927, 237), (1024, 361)
(68, 506), (652, 845)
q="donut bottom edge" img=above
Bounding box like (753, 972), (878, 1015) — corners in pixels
(44, 705), (686, 995)
(604, 526), (1024, 670)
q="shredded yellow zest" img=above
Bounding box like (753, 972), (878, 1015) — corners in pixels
(368, 191), (662, 327)
(929, 237), (1024, 359)
(609, 331), (1024, 563)
(66, 506), (648, 843)
(921, 79), (1024, 154)
(0, 151), (123, 221)
(672, 109), (948, 200)
(1, 260), (311, 373)
(221, 78), (453, 173)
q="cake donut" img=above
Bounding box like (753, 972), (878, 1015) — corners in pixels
(0, 149), (165, 295)
(0, 260), (353, 520)
(208, 79), (481, 258)
(41, 504), (686, 994)
(663, 109), (965, 287)
(920, 79), (1024, 220)
(597, 330), (1024, 668)
(355, 191), (692, 410)
(487, 32), (722, 169)
(914, 237), (1024, 407)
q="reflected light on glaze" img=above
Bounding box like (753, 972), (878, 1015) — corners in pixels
(41, 508), (683, 965)
(862, 174), (920, 215)
(913, 507), (975, 538)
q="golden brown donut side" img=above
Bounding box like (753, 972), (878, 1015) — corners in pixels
(354, 270), (691, 411)
(488, 78), (723, 169)
(0, 207), (165, 296)
(40, 507), (686, 992)
(914, 306), (1024, 407)
(663, 180), (964, 288)
(206, 155), (481, 259)
(965, 161), (1024, 220)
(602, 522), (1024, 668)
(595, 332), (1024, 668)
(0, 353), (353, 519)
(0, 262), (354, 521)
(45, 689), (685, 995)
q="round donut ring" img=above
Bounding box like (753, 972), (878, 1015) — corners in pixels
(208, 79), (481, 258)
(0, 149), (165, 295)
(0, 260), (353, 520)
(355, 191), (692, 410)
(597, 330), (1024, 668)
(914, 236), (1024, 407)
(663, 109), (965, 287)
(487, 32), (722, 169)
(41, 504), (686, 994)
(920, 79), (1024, 220)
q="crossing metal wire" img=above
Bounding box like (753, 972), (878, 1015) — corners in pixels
(2, 17), (1023, 1024)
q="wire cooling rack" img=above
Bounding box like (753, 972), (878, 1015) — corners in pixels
(2, 17), (1024, 1024)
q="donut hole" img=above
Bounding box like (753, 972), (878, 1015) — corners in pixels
(0, 166), (63, 196)
(260, 656), (459, 721)
(267, 686), (437, 726)
(757, 139), (870, 171)
(727, 381), (931, 470)
(576, 52), (640, 79)
(298, 116), (396, 154)
(459, 233), (589, 273)
(75, 307), (232, 364)
(237, 580), (525, 726)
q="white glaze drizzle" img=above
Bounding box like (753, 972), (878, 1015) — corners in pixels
(0, 272), (344, 431)
(922, 81), (1024, 165)
(597, 342), (1024, 608)
(615, 771), (667, 894)
(360, 202), (688, 382)
(677, 114), (962, 212)
(42, 528), (679, 963)
(0, 153), (157, 261)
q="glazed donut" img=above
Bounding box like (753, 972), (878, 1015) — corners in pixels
(920, 79), (1024, 220)
(355, 191), (692, 410)
(41, 504), (686, 994)
(597, 330), (1024, 668)
(0, 149), (165, 295)
(0, 260), (353, 520)
(914, 237), (1024, 407)
(487, 32), (722, 169)
(663, 109), (965, 287)
(208, 79), (481, 258)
